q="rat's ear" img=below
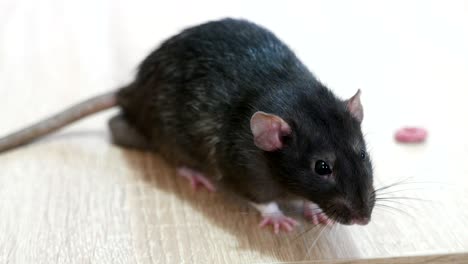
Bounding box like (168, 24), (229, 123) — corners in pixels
(250, 111), (292, 151)
(345, 89), (364, 123)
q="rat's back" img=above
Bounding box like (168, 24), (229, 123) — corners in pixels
(117, 18), (310, 170)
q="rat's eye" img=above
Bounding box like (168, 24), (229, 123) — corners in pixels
(360, 150), (366, 159)
(315, 160), (332, 175)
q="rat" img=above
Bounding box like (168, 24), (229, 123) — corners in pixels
(0, 18), (375, 233)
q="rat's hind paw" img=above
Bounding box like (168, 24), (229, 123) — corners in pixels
(259, 214), (299, 234)
(304, 201), (334, 225)
(177, 166), (216, 192)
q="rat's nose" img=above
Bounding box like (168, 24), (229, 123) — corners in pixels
(351, 217), (370, 225)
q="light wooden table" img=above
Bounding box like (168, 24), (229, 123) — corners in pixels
(1, 1), (467, 263)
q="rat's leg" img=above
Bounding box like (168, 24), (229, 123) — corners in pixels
(109, 115), (215, 191)
(108, 114), (149, 150)
(303, 201), (333, 225)
(251, 202), (299, 234)
(176, 166), (216, 192)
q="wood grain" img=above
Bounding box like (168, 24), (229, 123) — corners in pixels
(1, 1), (467, 263)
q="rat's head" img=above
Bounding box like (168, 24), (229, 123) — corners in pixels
(250, 89), (375, 225)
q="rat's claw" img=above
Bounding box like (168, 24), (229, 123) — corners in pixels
(259, 218), (270, 228)
(308, 212), (319, 225)
(274, 222), (280, 234)
(304, 201), (334, 225)
(280, 220), (293, 232)
(318, 213), (333, 225)
(259, 214), (299, 234)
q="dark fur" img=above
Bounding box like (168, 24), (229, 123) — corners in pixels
(117, 18), (374, 224)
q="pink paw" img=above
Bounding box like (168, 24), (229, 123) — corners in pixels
(177, 167), (216, 192)
(304, 202), (333, 225)
(259, 214), (299, 234)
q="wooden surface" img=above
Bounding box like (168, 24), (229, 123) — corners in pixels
(1, 1), (468, 263)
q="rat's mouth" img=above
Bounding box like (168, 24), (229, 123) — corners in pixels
(324, 213), (370, 225)
(351, 217), (370, 225)
(320, 204), (371, 226)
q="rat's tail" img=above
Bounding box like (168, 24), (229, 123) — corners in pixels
(0, 90), (118, 153)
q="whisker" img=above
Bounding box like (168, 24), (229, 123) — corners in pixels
(374, 204), (416, 220)
(291, 224), (321, 243)
(290, 204), (337, 242)
(374, 206), (401, 217)
(375, 200), (418, 210)
(290, 222), (321, 243)
(375, 199), (413, 206)
(373, 176), (414, 193)
(376, 188), (426, 196)
(375, 180), (450, 195)
(376, 196), (432, 202)
(304, 224), (328, 260)
(280, 221), (308, 252)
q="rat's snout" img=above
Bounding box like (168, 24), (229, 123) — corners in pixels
(344, 206), (372, 225)
(351, 217), (370, 225)
(328, 197), (373, 225)
(350, 199), (374, 226)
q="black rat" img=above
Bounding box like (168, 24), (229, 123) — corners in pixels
(0, 18), (375, 233)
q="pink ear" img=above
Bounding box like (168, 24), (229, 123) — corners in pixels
(346, 89), (364, 123)
(250, 111), (292, 151)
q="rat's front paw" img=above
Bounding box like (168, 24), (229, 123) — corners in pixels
(304, 202), (333, 225)
(259, 214), (299, 234)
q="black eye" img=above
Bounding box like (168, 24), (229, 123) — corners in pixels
(360, 150), (366, 159)
(315, 160), (332, 175)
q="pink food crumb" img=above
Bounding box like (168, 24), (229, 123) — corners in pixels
(395, 127), (428, 143)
